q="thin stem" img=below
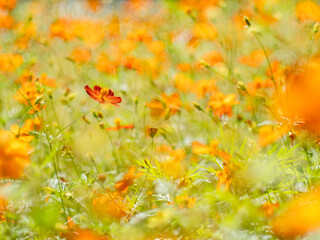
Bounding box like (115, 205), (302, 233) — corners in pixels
(307, 31), (316, 66)
(52, 102), (99, 141)
(127, 138), (154, 218)
(18, 106), (32, 136)
(252, 32), (277, 92)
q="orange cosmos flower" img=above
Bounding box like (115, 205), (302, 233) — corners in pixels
(262, 201), (279, 218)
(66, 228), (108, 240)
(95, 53), (117, 75)
(84, 85), (122, 106)
(258, 125), (289, 147)
(192, 21), (217, 40)
(174, 73), (193, 93)
(176, 194), (196, 209)
(14, 81), (45, 114)
(92, 191), (128, 220)
(239, 49), (266, 67)
(192, 140), (231, 161)
(0, 0), (16, 11)
(9, 119), (34, 142)
(247, 77), (273, 95)
(114, 166), (142, 194)
(216, 163), (232, 191)
(0, 195), (7, 222)
(50, 19), (76, 41)
(0, 13), (14, 29)
(295, 0), (320, 22)
(105, 118), (134, 132)
(146, 92), (182, 119)
(86, 0), (102, 12)
(207, 92), (239, 117)
(159, 148), (186, 180)
(0, 130), (32, 179)
(272, 185), (320, 239)
(271, 58), (320, 134)
(191, 79), (217, 99)
(0, 53), (22, 72)
(70, 48), (91, 64)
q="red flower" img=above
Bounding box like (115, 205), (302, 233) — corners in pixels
(84, 85), (122, 106)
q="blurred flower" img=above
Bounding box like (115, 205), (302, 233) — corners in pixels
(70, 48), (91, 64)
(50, 19), (76, 41)
(247, 77), (273, 95)
(195, 50), (223, 70)
(216, 166), (231, 191)
(159, 148), (186, 180)
(0, 195), (7, 222)
(0, 12), (14, 29)
(146, 92), (182, 119)
(0, 130), (32, 179)
(14, 81), (45, 114)
(146, 40), (165, 56)
(191, 79), (217, 99)
(262, 201), (279, 218)
(272, 59), (320, 133)
(239, 49), (265, 67)
(95, 53), (117, 75)
(107, 15), (120, 38)
(0, 53), (22, 72)
(295, 0), (320, 22)
(174, 73), (193, 93)
(272, 185), (320, 239)
(105, 118), (134, 132)
(258, 125), (289, 147)
(176, 63), (192, 72)
(66, 228), (108, 240)
(9, 119), (34, 142)
(86, 0), (102, 12)
(14, 73), (55, 114)
(118, 39), (136, 53)
(14, 20), (37, 49)
(50, 19), (106, 47)
(84, 85), (122, 106)
(192, 21), (217, 40)
(176, 194), (196, 209)
(92, 191), (128, 220)
(73, 20), (106, 47)
(192, 140), (231, 161)
(207, 92), (239, 117)
(0, 0), (16, 11)
(127, 28), (152, 43)
(119, 55), (142, 73)
(114, 166), (142, 194)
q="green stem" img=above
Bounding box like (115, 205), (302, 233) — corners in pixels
(52, 102), (99, 141)
(252, 32), (277, 92)
(307, 31), (316, 65)
(17, 106), (32, 136)
(127, 138), (154, 218)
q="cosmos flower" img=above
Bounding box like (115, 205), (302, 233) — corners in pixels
(114, 166), (142, 194)
(272, 185), (320, 238)
(105, 118), (134, 132)
(84, 85), (122, 106)
(0, 130), (32, 179)
(9, 119), (35, 142)
(92, 191), (128, 220)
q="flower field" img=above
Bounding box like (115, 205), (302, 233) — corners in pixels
(2, 0), (320, 239)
